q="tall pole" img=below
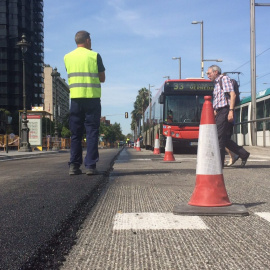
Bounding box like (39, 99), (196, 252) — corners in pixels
(52, 68), (60, 151)
(250, 0), (257, 146)
(192, 21), (204, 78)
(149, 84), (151, 127)
(172, 57), (181, 79)
(148, 84), (154, 146)
(250, 1), (270, 146)
(17, 34), (31, 152)
(179, 57), (181, 79)
(200, 21), (204, 78)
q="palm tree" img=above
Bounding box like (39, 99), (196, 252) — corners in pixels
(131, 87), (151, 137)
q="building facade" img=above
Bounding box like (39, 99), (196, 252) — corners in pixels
(44, 65), (70, 124)
(0, 0), (44, 113)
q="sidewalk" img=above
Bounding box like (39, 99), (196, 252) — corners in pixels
(0, 146), (119, 161)
(60, 147), (270, 270)
(244, 145), (270, 160)
(0, 149), (64, 161)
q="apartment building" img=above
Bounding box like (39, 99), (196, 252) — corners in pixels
(43, 65), (69, 124)
(0, 0), (44, 112)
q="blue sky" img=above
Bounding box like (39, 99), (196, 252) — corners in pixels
(44, 0), (270, 135)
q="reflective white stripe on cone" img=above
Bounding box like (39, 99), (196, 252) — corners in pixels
(188, 96), (231, 207)
(163, 129), (175, 161)
(153, 133), (160, 155)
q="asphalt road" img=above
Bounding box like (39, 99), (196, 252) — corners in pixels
(0, 148), (121, 270)
(60, 147), (270, 270)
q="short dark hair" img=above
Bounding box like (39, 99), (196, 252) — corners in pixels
(75, 31), (90, 44)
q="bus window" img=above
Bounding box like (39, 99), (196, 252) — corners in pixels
(256, 101), (264, 131)
(164, 95), (205, 124)
(241, 106), (248, 135)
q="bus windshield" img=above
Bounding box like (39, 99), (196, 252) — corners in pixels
(164, 95), (206, 124)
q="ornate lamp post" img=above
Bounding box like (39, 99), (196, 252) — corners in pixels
(51, 68), (60, 151)
(17, 34), (32, 152)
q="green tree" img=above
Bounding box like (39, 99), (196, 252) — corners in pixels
(100, 122), (124, 144)
(61, 126), (71, 138)
(0, 109), (12, 133)
(131, 87), (150, 136)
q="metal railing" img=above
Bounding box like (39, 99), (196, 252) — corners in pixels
(234, 117), (270, 147)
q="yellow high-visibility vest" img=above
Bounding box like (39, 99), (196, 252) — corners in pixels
(64, 47), (101, 98)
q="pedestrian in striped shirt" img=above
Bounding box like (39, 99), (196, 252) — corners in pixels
(207, 65), (250, 168)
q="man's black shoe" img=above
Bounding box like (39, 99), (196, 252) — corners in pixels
(69, 163), (82, 175)
(240, 153), (250, 168)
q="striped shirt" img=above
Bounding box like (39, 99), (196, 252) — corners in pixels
(213, 75), (234, 110)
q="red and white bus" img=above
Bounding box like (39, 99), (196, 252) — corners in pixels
(143, 79), (214, 151)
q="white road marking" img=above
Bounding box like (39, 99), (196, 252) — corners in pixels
(129, 159), (152, 161)
(255, 212), (270, 223)
(113, 212), (208, 230)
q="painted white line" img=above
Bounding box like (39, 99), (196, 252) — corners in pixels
(246, 159), (268, 162)
(175, 158), (197, 160)
(130, 159), (152, 161)
(255, 212), (270, 223)
(113, 212), (208, 230)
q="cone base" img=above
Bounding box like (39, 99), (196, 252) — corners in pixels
(153, 148), (160, 155)
(188, 174), (231, 207)
(163, 152), (175, 161)
(173, 203), (249, 216)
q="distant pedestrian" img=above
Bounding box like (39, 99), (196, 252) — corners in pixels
(207, 65), (250, 167)
(64, 30), (106, 175)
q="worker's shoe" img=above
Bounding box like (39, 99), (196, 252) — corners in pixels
(69, 163), (82, 175)
(240, 153), (250, 168)
(86, 168), (99, 175)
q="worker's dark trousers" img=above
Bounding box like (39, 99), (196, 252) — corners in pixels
(215, 106), (249, 167)
(69, 98), (101, 169)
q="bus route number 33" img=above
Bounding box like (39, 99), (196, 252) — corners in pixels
(173, 83), (184, 90)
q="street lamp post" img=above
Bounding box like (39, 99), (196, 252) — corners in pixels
(163, 76), (170, 80)
(148, 84), (155, 146)
(192, 21), (223, 78)
(17, 34), (32, 152)
(192, 21), (204, 78)
(148, 84), (155, 125)
(51, 67), (60, 151)
(172, 57), (181, 79)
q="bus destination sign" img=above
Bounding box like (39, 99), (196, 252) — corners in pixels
(166, 81), (214, 92)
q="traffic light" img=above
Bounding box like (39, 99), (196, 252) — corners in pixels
(125, 112), (128, 118)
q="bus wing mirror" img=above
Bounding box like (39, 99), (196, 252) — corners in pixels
(159, 94), (164, 104)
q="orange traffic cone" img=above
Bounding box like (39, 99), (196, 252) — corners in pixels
(188, 95), (230, 207)
(136, 138), (141, 151)
(173, 96), (248, 216)
(153, 133), (160, 155)
(163, 128), (175, 161)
